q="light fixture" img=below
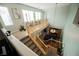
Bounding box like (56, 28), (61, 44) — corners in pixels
(50, 29), (56, 33)
(53, 3), (57, 27)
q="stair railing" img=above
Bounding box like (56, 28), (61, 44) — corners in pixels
(26, 19), (49, 55)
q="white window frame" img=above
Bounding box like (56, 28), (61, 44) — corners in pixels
(0, 6), (13, 26)
(22, 9), (34, 22)
(35, 12), (41, 21)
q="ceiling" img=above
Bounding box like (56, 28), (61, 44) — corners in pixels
(23, 3), (70, 10)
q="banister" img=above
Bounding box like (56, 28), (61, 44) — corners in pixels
(29, 33), (48, 55)
(26, 19), (49, 55)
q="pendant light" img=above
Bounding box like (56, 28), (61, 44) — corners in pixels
(49, 3), (57, 33)
(53, 3), (57, 27)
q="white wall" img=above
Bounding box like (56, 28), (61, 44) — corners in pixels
(45, 5), (70, 29)
(0, 3), (44, 33)
(63, 4), (79, 56)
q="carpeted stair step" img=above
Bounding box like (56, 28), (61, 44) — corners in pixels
(29, 44), (36, 50)
(33, 47), (39, 53)
(20, 36), (30, 44)
(36, 50), (42, 56)
(24, 40), (33, 47)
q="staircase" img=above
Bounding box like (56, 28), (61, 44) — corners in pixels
(20, 36), (44, 56)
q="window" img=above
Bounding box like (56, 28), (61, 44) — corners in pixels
(0, 6), (13, 26)
(28, 11), (34, 22)
(22, 10), (34, 22)
(22, 9), (42, 23)
(35, 12), (41, 21)
(22, 10), (29, 22)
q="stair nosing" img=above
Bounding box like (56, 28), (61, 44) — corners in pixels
(29, 44), (36, 50)
(33, 47), (39, 53)
(20, 36), (29, 41)
(24, 39), (31, 44)
(25, 41), (33, 47)
(36, 50), (42, 55)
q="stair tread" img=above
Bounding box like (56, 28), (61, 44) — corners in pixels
(25, 40), (33, 47)
(22, 38), (30, 44)
(33, 47), (39, 53)
(36, 50), (42, 55)
(20, 36), (30, 43)
(20, 36), (29, 41)
(24, 38), (31, 44)
(29, 44), (36, 50)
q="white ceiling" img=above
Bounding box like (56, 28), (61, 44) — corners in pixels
(23, 3), (70, 10)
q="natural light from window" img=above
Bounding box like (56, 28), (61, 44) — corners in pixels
(22, 10), (29, 22)
(35, 12), (41, 21)
(0, 6), (13, 26)
(28, 11), (34, 22)
(22, 10), (34, 22)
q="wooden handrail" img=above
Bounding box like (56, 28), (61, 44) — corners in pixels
(29, 34), (48, 55)
(26, 20), (49, 55)
(36, 35), (48, 55)
(27, 20), (48, 34)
